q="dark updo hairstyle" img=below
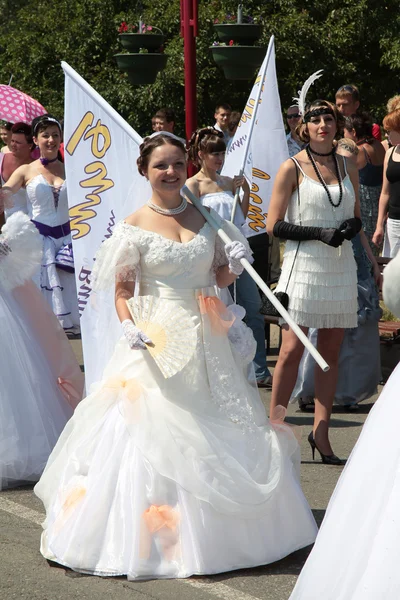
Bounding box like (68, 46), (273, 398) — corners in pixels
(344, 112), (373, 143)
(187, 127), (226, 166)
(32, 114), (62, 138)
(0, 121), (12, 131)
(137, 133), (186, 176)
(296, 99), (344, 143)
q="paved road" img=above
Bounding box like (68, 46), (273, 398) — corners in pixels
(0, 335), (380, 600)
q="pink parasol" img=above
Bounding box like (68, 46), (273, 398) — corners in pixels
(0, 84), (46, 124)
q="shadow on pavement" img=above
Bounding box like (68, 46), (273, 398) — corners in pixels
(197, 542), (316, 583)
(285, 415), (364, 428)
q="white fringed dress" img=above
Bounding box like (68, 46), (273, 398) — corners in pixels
(275, 158), (358, 329)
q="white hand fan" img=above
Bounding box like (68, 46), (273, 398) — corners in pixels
(126, 295), (197, 378)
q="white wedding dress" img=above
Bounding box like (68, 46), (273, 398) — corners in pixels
(26, 175), (79, 329)
(289, 250), (400, 600)
(35, 212), (317, 580)
(0, 212), (83, 490)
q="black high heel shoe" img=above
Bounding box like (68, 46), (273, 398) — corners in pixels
(308, 431), (344, 465)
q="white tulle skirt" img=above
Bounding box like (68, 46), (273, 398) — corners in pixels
(0, 282), (82, 489)
(35, 283), (317, 580)
(0, 212), (83, 489)
(289, 362), (400, 600)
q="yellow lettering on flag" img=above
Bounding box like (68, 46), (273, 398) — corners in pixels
(69, 162), (114, 239)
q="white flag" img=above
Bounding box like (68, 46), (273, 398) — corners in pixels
(62, 62), (150, 389)
(222, 38), (288, 238)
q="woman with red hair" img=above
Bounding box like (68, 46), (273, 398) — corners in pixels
(373, 108), (400, 257)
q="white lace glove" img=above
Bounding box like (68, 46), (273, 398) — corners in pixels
(0, 240), (11, 257)
(224, 240), (248, 276)
(121, 319), (153, 350)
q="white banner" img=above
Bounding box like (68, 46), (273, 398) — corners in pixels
(222, 38), (288, 238)
(62, 61), (150, 389)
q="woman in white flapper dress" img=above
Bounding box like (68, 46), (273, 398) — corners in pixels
(293, 140), (382, 410)
(267, 98), (359, 464)
(0, 115), (79, 330)
(289, 250), (400, 600)
(34, 134), (317, 581)
(0, 211), (83, 490)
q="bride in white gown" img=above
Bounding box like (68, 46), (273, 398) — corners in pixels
(289, 250), (400, 600)
(0, 212), (83, 490)
(34, 133), (317, 580)
(1, 115), (79, 330)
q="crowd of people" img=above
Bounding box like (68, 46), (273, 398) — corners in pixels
(0, 75), (399, 594)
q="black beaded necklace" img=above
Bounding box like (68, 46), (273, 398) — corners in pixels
(306, 145), (343, 208)
(308, 145), (336, 157)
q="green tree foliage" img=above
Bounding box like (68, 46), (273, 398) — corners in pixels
(0, 0), (399, 137)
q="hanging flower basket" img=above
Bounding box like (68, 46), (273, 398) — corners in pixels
(118, 32), (165, 52)
(115, 53), (168, 85)
(213, 24), (262, 46)
(210, 45), (266, 80)
(115, 23), (167, 85)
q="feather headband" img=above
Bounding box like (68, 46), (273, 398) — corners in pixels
(293, 70), (324, 121)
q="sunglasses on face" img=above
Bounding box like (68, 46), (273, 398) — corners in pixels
(287, 114), (300, 119)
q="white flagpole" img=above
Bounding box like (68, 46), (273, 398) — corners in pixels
(183, 185), (329, 373)
(230, 36), (274, 223)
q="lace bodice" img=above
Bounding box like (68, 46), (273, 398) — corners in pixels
(200, 190), (245, 228)
(92, 209), (250, 292)
(26, 174), (69, 226)
(119, 221), (218, 289)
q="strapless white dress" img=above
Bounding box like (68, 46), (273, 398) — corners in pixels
(26, 174), (79, 329)
(200, 190), (245, 229)
(34, 213), (317, 580)
(289, 252), (400, 600)
(0, 212), (83, 490)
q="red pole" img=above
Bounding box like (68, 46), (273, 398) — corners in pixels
(181, 0), (198, 175)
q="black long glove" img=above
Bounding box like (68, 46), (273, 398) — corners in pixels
(338, 217), (362, 240)
(273, 220), (345, 248)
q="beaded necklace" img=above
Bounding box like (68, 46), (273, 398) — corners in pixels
(147, 196), (187, 215)
(306, 145), (343, 208)
(308, 145), (336, 157)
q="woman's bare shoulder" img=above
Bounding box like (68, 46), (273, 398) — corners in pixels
(185, 175), (200, 191)
(278, 155), (299, 177)
(344, 153), (358, 174)
(124, 206), (147, 227)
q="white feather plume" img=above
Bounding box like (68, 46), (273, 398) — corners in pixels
(293, 70), (324, 118)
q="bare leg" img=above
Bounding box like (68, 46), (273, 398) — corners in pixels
(313, 328), (345, 456)
(270, 324), (308, 415)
